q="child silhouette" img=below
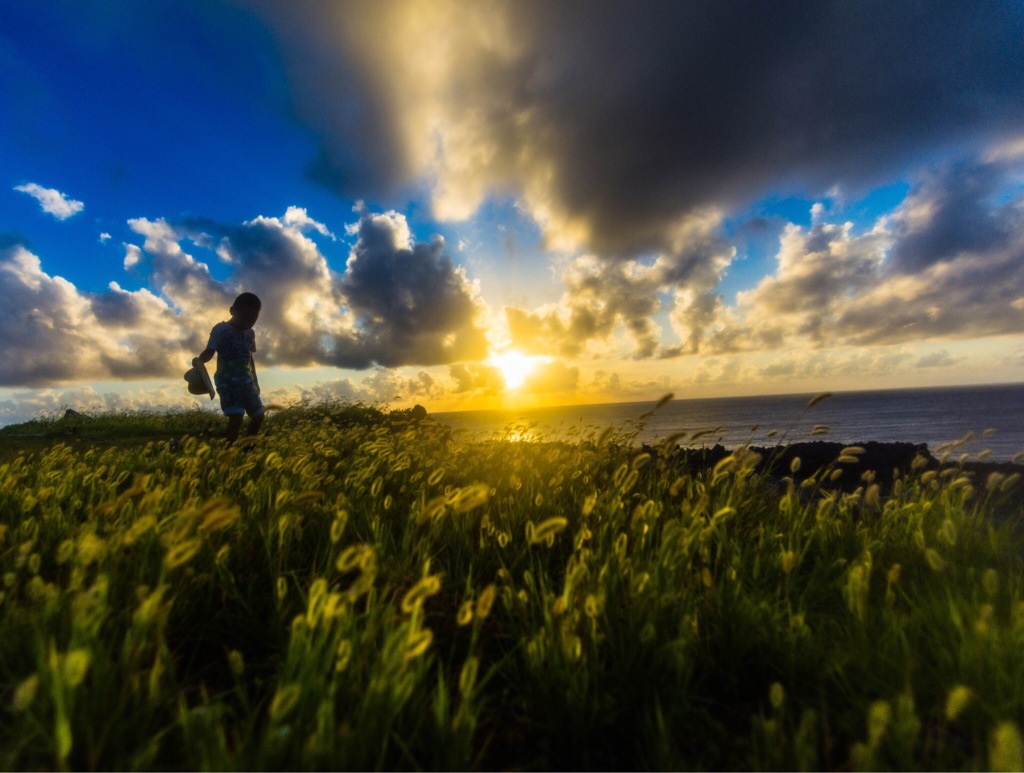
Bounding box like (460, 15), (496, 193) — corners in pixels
(193, 292), (264, 443)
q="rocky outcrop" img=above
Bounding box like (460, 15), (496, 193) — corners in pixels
(652, 440), (1023, 493)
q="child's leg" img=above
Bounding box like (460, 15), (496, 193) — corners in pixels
(225, 414), (244, 442)
(246, 412), (264, 436)
(242, 383), (265, 438)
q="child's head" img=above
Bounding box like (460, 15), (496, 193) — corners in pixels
(230, 292), (262, 329)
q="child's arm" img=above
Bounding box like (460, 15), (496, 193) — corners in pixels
(193, 348), (214, 366)
(251, 353), (260, 393)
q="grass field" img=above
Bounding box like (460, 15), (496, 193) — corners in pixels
(1, 400), (1023, 770)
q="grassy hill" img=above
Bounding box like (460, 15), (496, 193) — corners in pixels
(1, 401), (1022, 769)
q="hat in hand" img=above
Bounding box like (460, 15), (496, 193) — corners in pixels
(184, 361), (215, 399)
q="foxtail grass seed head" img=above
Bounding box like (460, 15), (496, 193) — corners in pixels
(989, 721), (1024, 772)
(11, 674), (39, 712)
(654, 392), (674, 409)
(401, 574), (442, 613)
(459, 656), (479, 697)
(77, 532), (107, 566)
(335, 639), (352, 672)
(55, 539), (75, 564)
(807, 391), (833, 408)
(529, 516), (568, 545)
(199, 500), (240, 532)
(62, 649), (91, 688)
(269, 683), (301, 721)
(164, 539), (201, 570)
(945, 685), (973, 721)
(335, 544), (369, 573)
(457, 601), (474, 626)
(867, 700), (892, 748)
(865, 484), (881, 508)
(924, 548), (946, 573)
(781, 550), (796, 574)
(330, 511), (348, 543)
(476, 584), (497, 619)
(453, 483), (490, 513)
(405, 628), (433, 660)
(123, 516), (157, 547)
(769, 682), (786, 710)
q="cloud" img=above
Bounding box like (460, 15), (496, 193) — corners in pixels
(283, 205), (335, 239)
(522, 360), (579, 394)
(254, 1), (1024, 259)
(506, 211), (733, 358)
(338, 210), (489, 367)
(449, 362), (503, 395)
(887, 161), (1019, 274)
(915, 350), (961, 369)
(14, 182), (84, 220)
(251, 3), (1024, 362)
(0, 242), (196, 385)
(0, 383), (203, 428)
(0, 206), (490, 387)
(659, 154), (1024, 355)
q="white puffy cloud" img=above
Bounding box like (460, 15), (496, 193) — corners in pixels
(646, 155), (1024, 356)
(14, 182), (84, 220)
(0, 206), (490, 387)
(505, 211), (733, 358)
(0, 243), (195, 386)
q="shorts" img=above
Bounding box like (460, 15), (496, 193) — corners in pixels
(216, 378), (264, 418)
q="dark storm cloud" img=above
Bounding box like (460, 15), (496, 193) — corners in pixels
(244, 0), (412, 200)
(888, 161), (1021, 273)
(252, 0), (1024, 257)
(340, 212), (489, 367)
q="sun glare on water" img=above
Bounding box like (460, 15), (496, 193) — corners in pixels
(489, 350), (545, 389)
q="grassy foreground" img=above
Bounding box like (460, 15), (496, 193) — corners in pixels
(1, 401), (1023, 770)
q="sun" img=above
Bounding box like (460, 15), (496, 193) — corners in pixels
(489, 350), (544, 389)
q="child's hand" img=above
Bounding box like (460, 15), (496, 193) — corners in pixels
(192, 357), (200, 366)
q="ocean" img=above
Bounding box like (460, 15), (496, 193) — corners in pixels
(433, 382), (1024, 461)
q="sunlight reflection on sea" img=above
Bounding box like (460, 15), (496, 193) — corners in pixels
(434, 383), (1024, 461)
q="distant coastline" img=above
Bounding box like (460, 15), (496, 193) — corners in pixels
(434, 382), (1024, 461)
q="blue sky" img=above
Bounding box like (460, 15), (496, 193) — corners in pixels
(2, 1), (1023, 424)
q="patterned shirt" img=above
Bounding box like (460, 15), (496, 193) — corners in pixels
(206, 322), (256, 385)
